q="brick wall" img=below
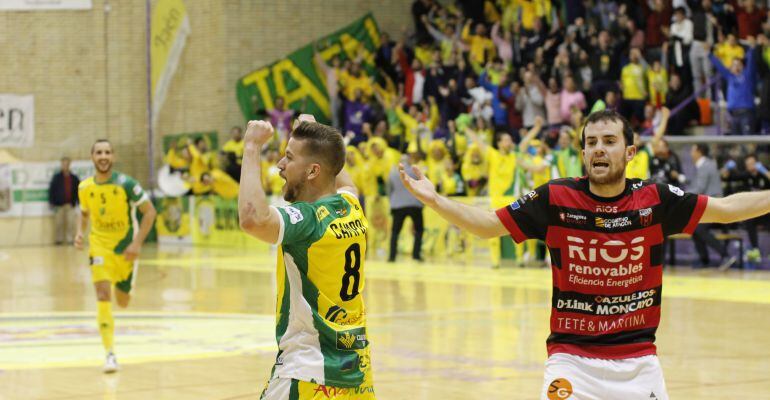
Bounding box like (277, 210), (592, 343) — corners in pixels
(0, 0), (413, 187)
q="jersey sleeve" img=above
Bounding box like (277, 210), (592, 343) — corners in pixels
(494, 184), (550, 243)
(656, 183), (709, 236)
(77, 182), (89, 212)
(273, 203), (319, 245)
(122, 175), (149, 206)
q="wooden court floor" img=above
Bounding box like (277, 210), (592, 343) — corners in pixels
(1, 245), (770, 399)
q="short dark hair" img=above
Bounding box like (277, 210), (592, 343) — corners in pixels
(91, 139), (112, 154)
(581, 110), (634, 149)
(291, 121), (346, 176)
(694, 143), (710, 157)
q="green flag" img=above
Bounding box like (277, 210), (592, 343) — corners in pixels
(236, 14), (381, 124)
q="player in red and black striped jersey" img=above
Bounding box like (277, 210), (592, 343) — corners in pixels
(399, 110), (770, 400)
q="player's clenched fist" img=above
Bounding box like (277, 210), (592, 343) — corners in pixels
(244, 120), (274, 146)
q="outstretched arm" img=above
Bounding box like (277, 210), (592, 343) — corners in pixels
(398, 163), (507, 239)
(518, 116), (544, 153)
(701, 191), (770, 224)
(238, 120), (282, 244)
(650, 107), (670, 147)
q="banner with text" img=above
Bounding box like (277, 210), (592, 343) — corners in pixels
(0, 95), (34, 148)
(0, 161), (94, 217)
(152, 0), (191, 128)
(236, 13), (380, 124)
(0, 0), (91, 10)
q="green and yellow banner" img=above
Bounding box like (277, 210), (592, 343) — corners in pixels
(236, 13), (380, 124)
(152, 0), (191, 127)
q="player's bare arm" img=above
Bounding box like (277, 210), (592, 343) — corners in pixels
(701, 190), (770, 224)
(74, 208), (89, 250)
(399, 163), (507, 239)
(335, 168), (357, 196)
(238, 120), (282, 244)
(124, 200), (157, 262)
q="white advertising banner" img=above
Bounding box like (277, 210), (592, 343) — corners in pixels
(0, 0), (92, 10)
(0, 95), (34, 148)
(0, 161), (93, 217)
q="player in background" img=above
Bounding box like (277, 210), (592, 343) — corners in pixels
(75, 139), (157, 373)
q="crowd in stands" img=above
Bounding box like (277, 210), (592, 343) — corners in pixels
(162, 0), (770, 263)
(302, 0), (770, 199)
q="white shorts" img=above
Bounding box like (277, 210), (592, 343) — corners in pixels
(540, 353), (668, 400)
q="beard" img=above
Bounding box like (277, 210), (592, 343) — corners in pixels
(282, 177), (305, 202)
(94, 160), (112, 173)
(587, 159), (627, 186)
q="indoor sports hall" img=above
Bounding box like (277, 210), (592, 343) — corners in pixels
(2, 1), (770, 399)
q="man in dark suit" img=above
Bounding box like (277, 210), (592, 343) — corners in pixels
(690, 144), (736, 269)
(48, 157), (80, 245)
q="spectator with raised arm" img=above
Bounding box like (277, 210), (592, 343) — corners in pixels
(709, 38), (758, 134)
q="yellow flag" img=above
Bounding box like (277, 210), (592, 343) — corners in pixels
(151, 0), (190, 126)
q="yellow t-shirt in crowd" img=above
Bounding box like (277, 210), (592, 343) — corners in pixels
(486, 147), (518, 197)
(714, 43), (745, 69)
(621, 63), (647, 101)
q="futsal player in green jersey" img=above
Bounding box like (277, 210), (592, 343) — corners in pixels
(238, 116), (375, 400)
(75, 139), (157, 372)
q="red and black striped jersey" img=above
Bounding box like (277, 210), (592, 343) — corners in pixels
(495, 177), (708, 359)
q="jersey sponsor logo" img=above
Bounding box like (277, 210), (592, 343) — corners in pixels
(639, 207), (653, 227)
(516, 190), (539, 207)
(336, 207), (349, 217)
(95, 219), (127, 232)
(556, 298), (594, 312)
(358, 353), (371, 373)
(595, 216), (632, 229)
(90, 256), (104, 266)
(569, 262), (643, 277)
(593, 289), (657, 315)
(560, 212), (587, 225)
(316, 206), (330, 221)
(339, 333), (356, 349)
(336, 328), (368, 351)
(567, 236), (645, 263)
(312, 384), (375, 397)
(547, 378), (573, 400)
(668, 184), (684, 196)
(282, 206), (303, 224)
(325, 306), (364, 326)
(596, 299), (655, 315)
(595, 205), (619, 213)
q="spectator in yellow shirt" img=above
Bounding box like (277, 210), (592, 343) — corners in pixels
(714, 33), (745, 68)
(339, 62), (373, 101)
(165, 139), (190, 172)
(462, 21), (496, 65)
(620, 48), (648, 126)
(222, 126), (244, 182)
(425, 139), (450, 184)
(461, 143), (488, 196)
(647, 44), (669, 108)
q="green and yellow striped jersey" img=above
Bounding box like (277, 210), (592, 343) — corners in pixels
(271, 190), (371, 388)
(78, 172), (148, 253)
